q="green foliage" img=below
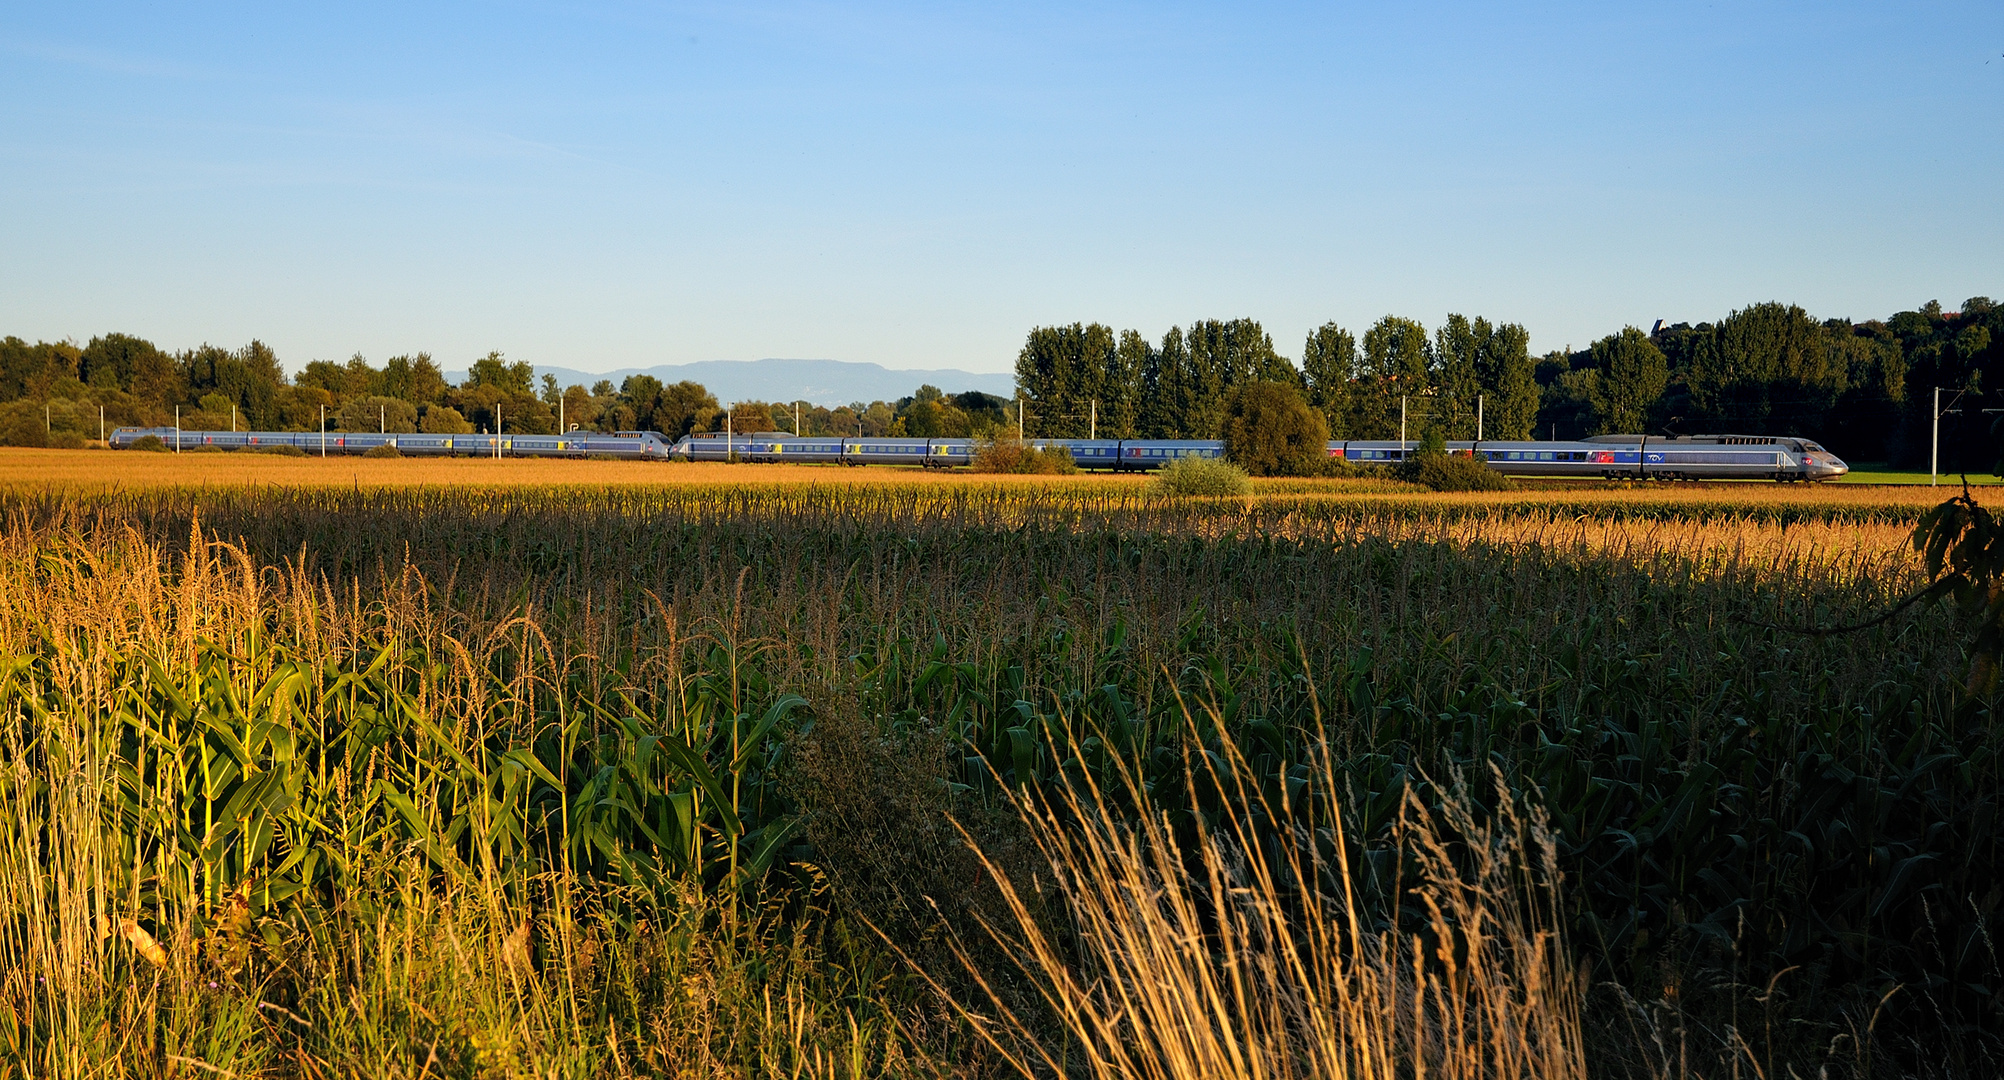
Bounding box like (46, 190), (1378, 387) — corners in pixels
(253, 443), (306, 456)
(337, 395), (419, 434)
(462, 350), (536, 395)
(1221, 381), (1330, 476)
(1148, 455), (1250, 496)
(1016, 323), (1118, 437)
(1912, 488), (2004, 692)
(1301, 321), (1356, 431)
(130, 434), (168, 452)
(1397, 449), (1515, 492)
(418, 404), (473, 434)
(1396, 430), (1513, 491)
(361, 443), (402, 458)
(969, 440), (1077, 474)
(1585, 326), (1669, 434)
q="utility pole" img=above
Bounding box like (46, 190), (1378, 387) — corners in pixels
(320, 405), (326, 457)
(1090, 400), (1097, 441)
(1400, 396), (1407, 451)
(231, 404), (237, 432)
(559, 396), (565, 435)
(98, 406), (104, 445)
(726, 408), (733, 462)
(795, 401), (803, 436)
(496, 402), (503, 459)
(1933, 386), (1971, 486)
(380, 403), (385, 434)
(175, 406), (181, 453)
(1476, 395), (1484, 443)
(1017, 394), (1025, 442)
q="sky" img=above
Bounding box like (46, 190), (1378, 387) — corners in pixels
(2, 1), (2000, 377)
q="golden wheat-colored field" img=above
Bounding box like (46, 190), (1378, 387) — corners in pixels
(0, 449), (1987, 520)
(0, 446), (1148, 490)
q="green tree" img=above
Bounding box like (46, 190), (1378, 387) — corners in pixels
(463, 352), (536, 396)
(295, 358), (369, 399)
(1301, 323), (1356, 435)
(1182, 319), (1296, 438)
(623, 378), (716, 437)
(81, 333), (180, 406)
(1101, 331), (1147, 439)
(559, 384), (599, 432)
(1431, 316), (1485, 438)
(183, 340), (286, 429)
(1016, 324), (1117, 437)
(725, 401), (775, 433)
(1221, 381), (1330, 476)
(618, 375), (665, 431)
(901, 387), (972, 437)
(1138, 327), (1189, 438)
(1348, 316), (1429, 439)
(0, 337), (82, 401)
(1480, 322), (1539, 440)
(1583, 328), (1668, 435)
(376, 354), (448, 406)
(858, 401), (896, 436)
(1688, 303), (1842, 430)
(419, 405), (474, 434)
(337, 395), (420, 433)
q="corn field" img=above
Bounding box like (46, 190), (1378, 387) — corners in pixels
(0, 484), (1994, 1078)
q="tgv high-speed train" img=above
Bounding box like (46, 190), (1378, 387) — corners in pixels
(108, 427), (1849, 481)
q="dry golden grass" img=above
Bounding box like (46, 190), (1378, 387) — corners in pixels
(2, 449), (1986, 518)
(0, 446), (1148, 491)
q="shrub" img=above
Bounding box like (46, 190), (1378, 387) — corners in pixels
(362, 443), (403, 459)
(48, 430), (88, 450)
(254, 444), (307, 456)
(1221, 381), (1330, 476)
(129, 435), (168, 452)
(420, 405), (475, 435)
(1318, 455), (1389, 479)
(184, 444), (226, 453)
(970, 440), (1077, 475)
(1150, 455), (1251, 497)
(1398, 448), (1516, 492)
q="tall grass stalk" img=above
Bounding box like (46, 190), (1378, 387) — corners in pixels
(928, 711), (1586, 1080)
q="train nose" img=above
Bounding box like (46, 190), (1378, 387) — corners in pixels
(1808, 456), (1848, 480)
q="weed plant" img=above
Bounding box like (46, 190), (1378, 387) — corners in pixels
(1148, 456), (1250, 497)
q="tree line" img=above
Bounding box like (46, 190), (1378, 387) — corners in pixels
(1016, 297), (2000, 470)
(3, 293), (1994, 469)
(0, 333), (1016, 448)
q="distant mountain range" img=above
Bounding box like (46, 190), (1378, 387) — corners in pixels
(447, 358), (1017, 409)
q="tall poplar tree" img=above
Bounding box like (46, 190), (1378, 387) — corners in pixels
(1104, 330), (1152, 438)
(1432, 315), (1486, 438)
(1479, 321), (1540, 440)
(1015, 323), (1117, 437)
(1585, 327), (1669, 434)
(1301, 322), (1356, 435)
(1181, 319), (1296, 438)
(1352, 316), (1430, 439)
(1149, 326), (1192, 438)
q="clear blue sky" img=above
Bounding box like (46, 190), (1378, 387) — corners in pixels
(3, 2), (1999, 376)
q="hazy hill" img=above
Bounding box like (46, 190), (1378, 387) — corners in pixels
(460, 358), (1016, 409)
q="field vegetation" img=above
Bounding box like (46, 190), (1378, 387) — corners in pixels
(0, 469), (1996, 1077)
